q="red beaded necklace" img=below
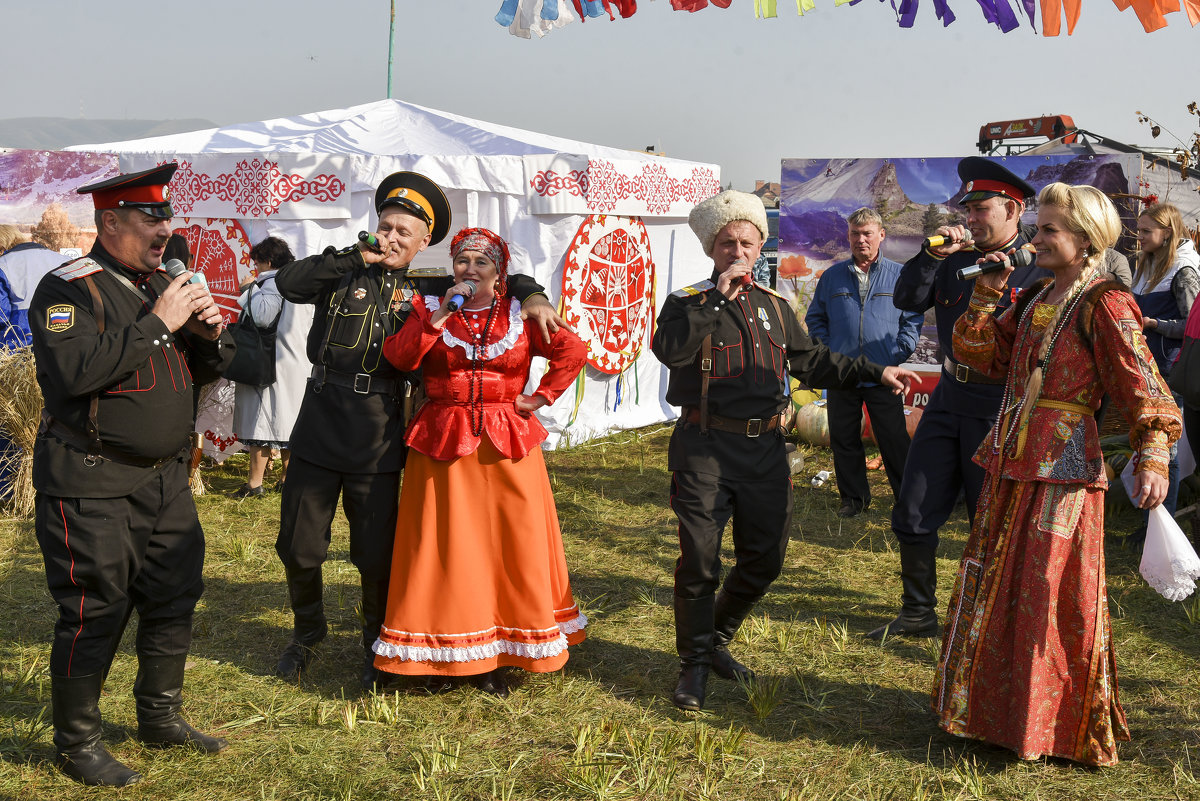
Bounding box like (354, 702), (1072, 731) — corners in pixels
(458, 297), (500, 437)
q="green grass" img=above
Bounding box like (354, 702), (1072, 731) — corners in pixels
(1, 426), (1198, 800)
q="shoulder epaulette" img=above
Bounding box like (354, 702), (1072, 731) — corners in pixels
(671, 279), (715, 298)
(756, 284), (788, 300)
(50, 258), (103, 282)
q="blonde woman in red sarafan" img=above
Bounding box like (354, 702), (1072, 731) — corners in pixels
(373, 227), (587, 696)
(933, 182), (1180, 766)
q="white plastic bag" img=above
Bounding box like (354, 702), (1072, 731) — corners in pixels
(1140, 504), (1200, 601)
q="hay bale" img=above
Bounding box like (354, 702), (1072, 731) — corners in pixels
(0, 347), (42, 518)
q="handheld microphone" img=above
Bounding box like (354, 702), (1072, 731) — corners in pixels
(924, 233), (974, 249)
(446, 280), (477, 312)
(162, 258), (217, 328)
(358, 231), (384, 253)
(956, 246), (1035, 281)
(731, 258), (752, 288)
(163, 258), (203, 285)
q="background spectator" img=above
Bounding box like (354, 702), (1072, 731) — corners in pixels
(805, 208), (923, 518)
(230, 236), (301, 498)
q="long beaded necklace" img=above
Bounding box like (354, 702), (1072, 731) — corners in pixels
(458, 297), (500, 437)
(993, 278), (1092, 455)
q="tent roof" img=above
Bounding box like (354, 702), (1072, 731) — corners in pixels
(67, 98), (703, 168)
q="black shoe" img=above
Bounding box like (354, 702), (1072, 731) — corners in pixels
(673, 594), (715, 711)
(711, 590), (757, 683)
(866, 612), (939, 640)
(866, 541), (939, 640)
(51, 673), (142, 787)
(275, 634), (325, 681)
(360, 650), (395, 692)
(472, 670), (510, 698)
(231, 484), (265, 499)
(711, 647), (755, 683)
(673, 663), (709, 711)
(277, 567), (327, 681)
(837, 500), (866, 518)
(134, 655), (228, 753)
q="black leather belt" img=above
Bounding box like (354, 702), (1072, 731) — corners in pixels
(943, 358), (1003, 386)
(684, 407), (781, 437)
(45, 419), (187, 469)
(310, 365), (400, 396)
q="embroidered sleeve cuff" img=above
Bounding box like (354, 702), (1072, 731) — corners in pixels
(1135, 429), (1172, 478)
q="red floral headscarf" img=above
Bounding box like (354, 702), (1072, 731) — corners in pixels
(449, 227), (510, 297)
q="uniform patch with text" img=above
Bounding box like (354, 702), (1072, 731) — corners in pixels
(46, 305), (75, 332)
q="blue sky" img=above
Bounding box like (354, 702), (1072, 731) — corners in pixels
(3, 1), (1198, 189)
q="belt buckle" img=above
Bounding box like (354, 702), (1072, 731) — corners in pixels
(745, 418), (763, 437)
(954, 363), (970, 383)
(353, 373), (371, 394)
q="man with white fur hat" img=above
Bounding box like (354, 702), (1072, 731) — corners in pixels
(652, 190), (918, 711)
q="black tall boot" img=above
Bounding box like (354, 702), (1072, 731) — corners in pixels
(134, 654), (228, 753)
(275, 566), (328, 680)
(51, 673), (141, 787)
(359, 577), (390, 691)
(672, 595), (714, 711)
(866, 541), (940, 640)
(711, 589), (757, 682)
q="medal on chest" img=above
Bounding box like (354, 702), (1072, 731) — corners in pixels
(757, 306), (771, 331)
(391, 284), (414, 314)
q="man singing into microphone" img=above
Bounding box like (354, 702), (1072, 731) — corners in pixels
(653, 190), (917, 711)
(867, 157), (1049, 641)
(29, 164), (234, 786)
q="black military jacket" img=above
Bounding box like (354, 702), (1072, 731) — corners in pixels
(892, 226), (1049, 418)
(652, 272), (883, 479)
(29, 242), (235, 497)
(276, 245), (543, 474)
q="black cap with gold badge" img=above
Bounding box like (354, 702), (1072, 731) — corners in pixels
(374, 171), (451, 246)
(77, 163), (178, 219)
(956, 157), (1035, 206)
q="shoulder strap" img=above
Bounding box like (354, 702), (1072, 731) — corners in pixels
(764, 291), (787, 348)
(81, 275), (106, 458)
(699, 335), (712, 434)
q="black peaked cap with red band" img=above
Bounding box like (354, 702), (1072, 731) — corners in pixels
(77, 163), (178, 219)
(956, 157), (1035, 206)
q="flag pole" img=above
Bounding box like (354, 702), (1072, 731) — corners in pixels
(387, 0), (395, 97)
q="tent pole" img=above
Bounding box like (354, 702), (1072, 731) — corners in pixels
(387, 0), (395, 97)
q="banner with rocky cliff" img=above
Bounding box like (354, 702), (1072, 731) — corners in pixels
(779, 154), (1200, 373)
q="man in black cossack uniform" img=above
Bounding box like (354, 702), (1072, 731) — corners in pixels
(274, 171), (564, 689)
(652, 190), (916, 711)
(30, 164), (235, 786)
(869, 157), (1050, 641)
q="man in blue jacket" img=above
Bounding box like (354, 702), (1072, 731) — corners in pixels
(806, 208), (923, 517)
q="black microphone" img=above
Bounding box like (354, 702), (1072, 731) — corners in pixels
(956, 246), (1035, 281)
(358, 231), (382, 253)
(162, 258), (218, 328)
(446, 280), (477, 312)
(925, 232), (974, 249)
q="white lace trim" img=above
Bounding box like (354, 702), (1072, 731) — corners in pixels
(1140, 504), (1200, 601)
(423, 295), (523, 361)
(1141, 559), (1200, 602)
(372, 612), (588, 664)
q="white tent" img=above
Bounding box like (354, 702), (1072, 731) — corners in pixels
(70, 98), (724, 447)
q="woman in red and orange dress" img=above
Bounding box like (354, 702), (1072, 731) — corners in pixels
(933, 183), (1180, 766)
(373, 228), (587, 695)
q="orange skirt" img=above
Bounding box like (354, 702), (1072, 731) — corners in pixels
(373, 436), (586, 677)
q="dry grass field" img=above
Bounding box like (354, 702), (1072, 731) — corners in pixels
(1, 425), (1198, 800)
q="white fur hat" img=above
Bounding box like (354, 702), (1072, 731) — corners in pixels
(688, 190), (769, 255)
